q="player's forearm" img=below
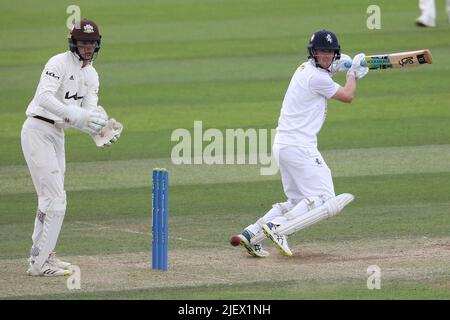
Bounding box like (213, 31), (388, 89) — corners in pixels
(331, 76), (356, 103)
(342, 75), (356, 101)
(81, 92), (98, 110)
(36, 91), (70, 118)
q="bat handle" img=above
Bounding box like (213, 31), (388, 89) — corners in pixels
(343, 60), (367, 68)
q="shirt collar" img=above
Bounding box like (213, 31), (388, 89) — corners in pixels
(68, 51), (91, 68)
(308, 59), (331, 73)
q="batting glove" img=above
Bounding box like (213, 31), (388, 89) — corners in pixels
(330, 53), (352, 76)
(347, 53), (369, 80)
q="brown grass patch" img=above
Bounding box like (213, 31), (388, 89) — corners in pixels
(1, 236), (448, 298)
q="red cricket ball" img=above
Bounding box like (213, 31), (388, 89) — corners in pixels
(229, 235), (241, 247)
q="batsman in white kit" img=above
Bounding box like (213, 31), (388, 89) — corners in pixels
(21, 19), (123, 276)
(234, 30), (368, 257)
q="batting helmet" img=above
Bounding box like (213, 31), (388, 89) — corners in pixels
(307, 29), (341, 61)
(68, 19), (102, 60)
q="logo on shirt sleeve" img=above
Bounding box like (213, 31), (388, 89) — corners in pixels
(45, 71), (60, 80)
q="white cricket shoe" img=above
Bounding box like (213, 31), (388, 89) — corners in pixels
(415, 15), (436, 27)
(238, 230), (269, 258)
(262, 222), (293, 257)
(28, 252), (71, 270)
(27, 261), (72, 277)
(48, 252), (71, 269)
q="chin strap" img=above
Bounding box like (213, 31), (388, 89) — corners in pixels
(310, 52), (340, 73)
(309, 58), (332, 73)
(70, 51), (96, 64)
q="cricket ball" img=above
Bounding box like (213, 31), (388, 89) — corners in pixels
(229, 235), (241, 247)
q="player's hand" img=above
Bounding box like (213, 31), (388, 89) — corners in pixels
(85, 109), (108, 134)
(91, 118), (123, 148)
(101, 130), (121, 148)
(330, 53), (352, 76)
(347, 53), (369, 80)
(66, 106), (108, 134)
(96, 105), (108, 118)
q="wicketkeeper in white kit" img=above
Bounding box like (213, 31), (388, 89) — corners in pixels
(234, 30), (368, 257)
(22, 19), (123, 276)
(415, 0), (450, 27)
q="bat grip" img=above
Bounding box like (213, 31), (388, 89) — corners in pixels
(343, 60), (367, 68)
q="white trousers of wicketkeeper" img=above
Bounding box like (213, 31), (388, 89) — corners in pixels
(418, 0), (450, 26)
(21, 117), (67, 270)
(246, 142), (335, 235)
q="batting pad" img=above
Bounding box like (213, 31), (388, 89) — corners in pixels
(32, 195), (67, 270)
(250, 193), (354, 245)
(278, 193), (354, 236)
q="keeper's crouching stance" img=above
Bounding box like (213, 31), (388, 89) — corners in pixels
(233, 29), (367, 257)
(22, 19), (123, 276)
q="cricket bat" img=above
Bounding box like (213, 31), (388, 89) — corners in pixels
(344, 49), (432, 70)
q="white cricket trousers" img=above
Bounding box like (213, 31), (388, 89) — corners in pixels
(245, 143), (335, 235)
(273, 143), (335, 202)
(418, 0), (450, 24)
(21, 117), (66, 257)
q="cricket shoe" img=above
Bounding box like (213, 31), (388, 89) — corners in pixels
(238, 230), (269, 258)
(415, 16), (435, 27)
(28, 252), (71, 270)
(262, 222), (293, 257)
(48, 252), (71, 269)
(27, 261), (72, 277)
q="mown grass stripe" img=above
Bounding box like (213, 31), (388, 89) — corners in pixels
(1, 144), (449, 194)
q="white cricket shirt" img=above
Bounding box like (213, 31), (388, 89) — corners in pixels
(26, 51), (99, 123)
(274, 60), (340, 147)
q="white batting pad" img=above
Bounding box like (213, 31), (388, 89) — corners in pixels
(277, 193), (354, 236)
(32, 195), (67, 270)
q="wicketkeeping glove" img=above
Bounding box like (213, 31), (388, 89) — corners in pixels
(91, 118), (123, 148)
(64, 105), (108, 134)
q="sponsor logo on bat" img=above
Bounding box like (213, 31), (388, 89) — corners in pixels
(399, 56), (414, 66)
(417, 54), (427, 64)
(367, 55), (390, 65)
